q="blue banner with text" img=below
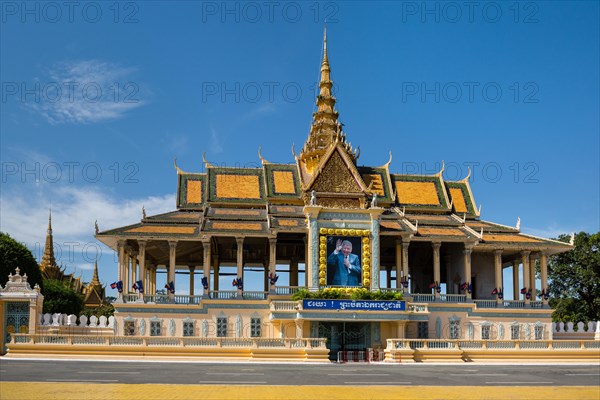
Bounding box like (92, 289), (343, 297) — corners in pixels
(302, 299), (406, 311)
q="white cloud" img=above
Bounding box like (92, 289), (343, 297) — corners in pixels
(522, 225), (575, 240)
(0, 184), (174, 261)
(25, 60), (146, 124)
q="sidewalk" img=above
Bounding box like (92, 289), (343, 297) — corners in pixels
(1, 382), (599, 400)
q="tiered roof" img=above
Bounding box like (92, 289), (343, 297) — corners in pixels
(96, 28), (572, 255)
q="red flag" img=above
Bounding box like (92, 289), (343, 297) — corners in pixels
(491, 288), (498, 295)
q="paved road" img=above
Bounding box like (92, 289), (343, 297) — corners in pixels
(1, 358), (599, 386)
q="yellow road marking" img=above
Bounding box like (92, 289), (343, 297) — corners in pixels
(1, 382), (599, 400)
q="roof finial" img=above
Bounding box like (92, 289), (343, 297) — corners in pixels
(516, 217), (521, 230)
(323, 19), (328, 63)
(91, 259), (100, 284)
(48, 208), (52, 233)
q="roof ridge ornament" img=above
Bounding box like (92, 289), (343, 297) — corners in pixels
(258, 147), (270, 164)
(461, 166), (472, 182)
(516, 217), (521, 230)
(202, 152), (213, 169)
(436, 160), (445, 177)
(569, 232), (575, 245)
(173, 158), (184, 174)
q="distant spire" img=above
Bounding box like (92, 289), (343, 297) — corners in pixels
(40, 209), (59, 274)
(299, 23), (356, 174)
(90, 259), (100, 285)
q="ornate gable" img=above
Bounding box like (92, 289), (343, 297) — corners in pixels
(310, 150), (362, 193)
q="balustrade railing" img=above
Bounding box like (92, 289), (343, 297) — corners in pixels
(274, 286), (302, 295)
(9, 334), (328, 350)
(503, 300), (526, 308)
(242, 291), (268, 300)
(209, 290), (239, 300)
(474, 300), (498, 308)
(386, 339), (600, 351)
(412, 294), (435, 302)
(530, 301), (544, 308)
(270, 301), (301, 311)
(438, 294), (467, 303)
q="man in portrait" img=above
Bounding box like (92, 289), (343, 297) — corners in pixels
(327, 238), (361, 286)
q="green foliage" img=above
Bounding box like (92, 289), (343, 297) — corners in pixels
(42, 279), (84, 316)
(291, 287), (403, 301)
(81, 303), (114, 318)
(548, 232), (600, 322)
(0, 232), (43, 290)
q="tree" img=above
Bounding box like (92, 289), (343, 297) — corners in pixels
(547, 232), (600, 322)
(0, 232), (43, 290)
(42, 279), (84, 316)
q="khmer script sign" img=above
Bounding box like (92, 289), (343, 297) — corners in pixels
(302, 300), (406, 311)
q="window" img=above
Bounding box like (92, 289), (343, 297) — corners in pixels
(534, 325), (544, 340)
(150, 321), (161, 336)
(217, 317), (228, 337)
(418, 322), (429, 339)
(481, 325), (491, 340)
(511, 324), (520, 340)
(183, 321), (194, 337)
(449, 320), (460, 339)
(124, 321), (135, 336)
(250, 318), (261, 338)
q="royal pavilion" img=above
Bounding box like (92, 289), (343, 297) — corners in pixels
(85, 29), (578, 361)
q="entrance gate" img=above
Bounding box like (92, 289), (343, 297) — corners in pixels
(316, 322), (371, 360)
(4, 302), (29, 351)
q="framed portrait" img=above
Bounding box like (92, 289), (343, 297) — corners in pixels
(318, 228), (371, 287)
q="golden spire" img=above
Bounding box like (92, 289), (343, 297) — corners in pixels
(90, 259), (100, 285)
(40, 209), (58, 272)
(299, 23), (356, 174)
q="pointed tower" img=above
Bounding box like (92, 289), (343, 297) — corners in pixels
(298, 24), (357, 176)
(83, 260), (106, 307)
(39, 210), (62, 279)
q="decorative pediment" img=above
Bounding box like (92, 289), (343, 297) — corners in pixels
(305, 145), (367, 195)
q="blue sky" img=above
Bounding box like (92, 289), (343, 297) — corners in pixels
(1, 1), (598, 296)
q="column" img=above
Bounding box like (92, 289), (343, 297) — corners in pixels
(168, 241), (177, 301)
(494, 249), (502, 303)
(116, 240), (125, 302)
(396, 321), (407, 339)
(213, 255), (220, 291)
(290, 257), (298, 287)
(395, 239), (402, 289)
(512, 260), (519, 300)
(295, 320), (304, 339)
(303, 236), (308, 287)
(189, 266), (195, 297)
(463, 245), (473, 300)
(540, 251), (548, 306)
(401, 239), (410, 293)
(432, 242), (441, 299)
(521, 251), (531, 302)
(138, 241), (147, 301)
(529, 253), (536, 300)
(148, 265), (156, 294)
(123, 248), (130, 294)
(269, 238), (277, 291)
(131, 251), (138, 291)
(236, 237), (244, 292)
(202, 240), (211, 297)
(370, 210), (382, 290)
